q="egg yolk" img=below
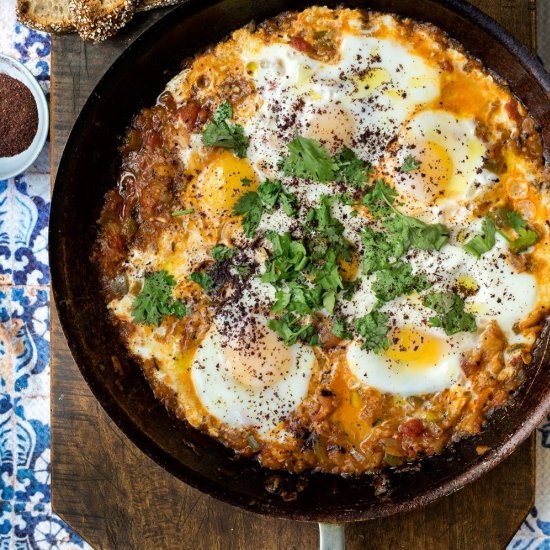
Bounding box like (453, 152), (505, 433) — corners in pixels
(385, 327), (444, 370)
(339, 252), (360, 282)
(304, 104), (355, 150)
(222, 320), (293, 391)
(196, 151), (257, 216)
(417, 140), (454, 196)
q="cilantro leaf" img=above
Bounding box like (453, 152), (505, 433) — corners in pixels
(232, 191), (263, 238)
(334, 146), (373, 188)
(305, 195), (354, 261)
(241, 177), (252, 187)
(213, 101), (232, 123)
(360, 226), (405, 275)
(384, 215), (450, 252)
(261, 232), (308, 284)
(132, 270), (188, 326)
(190, 271), (214, 293)
(333, 318), (353, 340)
(281, 136), (338, 182)
(257, 179), (298, 216)
(464, 216), (496, 258)
(509, 228), (539, 253)
(423, 292), (477, 335)
(507, 210), (526, 232)
(362, 179), (398, 217)
(202, 102), (249, 158)
(211, 244), (237, 262)
(400, 155), (421, 172)
(354, 310), (390, 352)
(502, 209), (539, 253)
(268, 313), (318, 346)
(371, 262), (430, 304)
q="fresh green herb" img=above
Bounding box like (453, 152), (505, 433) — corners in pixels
(305, 195), (354, 261)
(335, 192), (355, 206)
(268, 313), (319, 346)
(281, 136), (338, 182)
(190, 271), (215, 293)
(361, 179), (398, 218)
(509, 228), (539, 253)
(507, 210), (526, 232)
(231, 191), (263, 238)
(257, 179), (298, 216)
(371, 262), (430, 304)
(235, 265), (251, 278)
(384, 214), (450, 252)
(333, 318), (353, 340)
(211, 244), (237, 262)
(213, 102), (232, 122)
(334, 146), (373, 188)
(232, 180), (298, 238)
(360, 227), (405, 275)
(463, 216), (496, 258)
(354, 310), (390, 352)
(202, 101), (249, 158)
(400, 155), (421, 172)
(131, 270), (188, 326)
(501, 209), (539, 253)
(241, 177), (252, 187)
(171, 208), (194, 217)
(423, 292), (477, 335)
(261, 232), (308, 284)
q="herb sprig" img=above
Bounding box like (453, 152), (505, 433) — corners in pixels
(132, 271), (189, 326)
(202, 102), (249, 158)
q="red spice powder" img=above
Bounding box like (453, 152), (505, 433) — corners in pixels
(0, 73), (38, 157)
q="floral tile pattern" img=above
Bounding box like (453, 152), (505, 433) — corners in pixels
(1, 1), (550, 548)
(0, 2), (91, 547)
(12, 287), (49, 397)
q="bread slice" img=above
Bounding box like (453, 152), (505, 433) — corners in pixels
(136, 0), (181, 12)
(69, 0), (140, 42)
(17, 0), (76, 33)
(16, 0), (182, 38)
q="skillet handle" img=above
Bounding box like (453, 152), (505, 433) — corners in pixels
(318, 523), (345, 550)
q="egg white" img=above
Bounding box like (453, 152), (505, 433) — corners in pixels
(191, 312), (315, 437)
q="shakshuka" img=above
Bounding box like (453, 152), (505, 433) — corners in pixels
(93, 7), (550, 474)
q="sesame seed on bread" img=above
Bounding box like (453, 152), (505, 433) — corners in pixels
(16, 0), (183, 39)
(17, 0), (76, 33)
(69, 0), (139, 42)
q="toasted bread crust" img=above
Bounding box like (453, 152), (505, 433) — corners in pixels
(69, 0), (139, 42)
(17, 0), (76, 33)
(16, 0), (183, 38)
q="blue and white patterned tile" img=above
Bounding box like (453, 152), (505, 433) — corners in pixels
(12, 176), (50, 287)
(13, 23), (51, 63)
(0, 395), (14, 503)
(0, 500), (13, 550)
(0, 181), (13, 285)
(11, 287), (49, 398)
(0, 290), (13, 394)
(13, 502), (90, 549)
(508, 507), (550, 549)
(14, 396), (50, 504)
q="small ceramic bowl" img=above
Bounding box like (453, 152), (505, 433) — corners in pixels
(0, 53), (49, 180)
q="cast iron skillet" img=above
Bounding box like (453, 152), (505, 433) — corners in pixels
(50, 0), (550, 540)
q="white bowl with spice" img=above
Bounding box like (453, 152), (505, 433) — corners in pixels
(0, 53), (49, 180)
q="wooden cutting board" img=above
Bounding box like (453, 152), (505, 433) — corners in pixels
(50, 1), (538, 548)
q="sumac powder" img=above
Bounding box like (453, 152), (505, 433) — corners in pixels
(0, 73), (38, 157)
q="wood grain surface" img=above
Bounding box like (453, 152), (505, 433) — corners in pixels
(50, 1), (538, 548)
